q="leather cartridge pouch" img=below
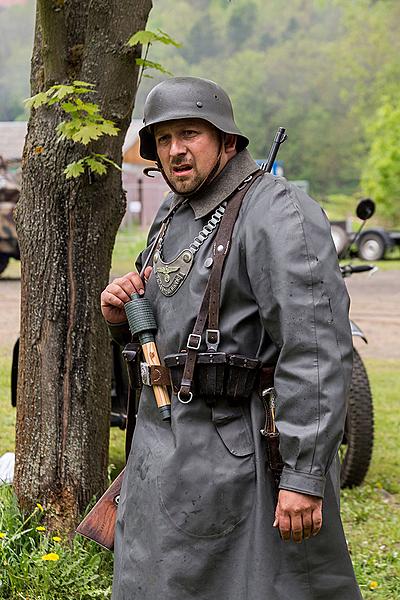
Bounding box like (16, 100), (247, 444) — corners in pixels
(164, 352), (260, 406)
(225, 354), (260, 405)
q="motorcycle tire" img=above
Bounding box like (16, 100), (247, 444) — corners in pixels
(340, 347), (374, 488)
(0, 254), (9, 275)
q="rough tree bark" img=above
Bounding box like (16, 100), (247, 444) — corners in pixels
(14, 0), (152, 530)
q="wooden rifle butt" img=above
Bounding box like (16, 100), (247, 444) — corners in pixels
(75, 468), (125, 551)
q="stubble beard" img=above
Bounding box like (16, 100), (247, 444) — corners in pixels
(168, 168), (204, 195)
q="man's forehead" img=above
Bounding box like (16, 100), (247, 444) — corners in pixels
(154, 118), (214, 135)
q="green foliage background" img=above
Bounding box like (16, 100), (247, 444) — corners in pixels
(1, 0), (400, 221)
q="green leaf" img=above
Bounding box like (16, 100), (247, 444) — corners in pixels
(56, 119), (84, 139)
(50, 85), (75, 100)
(135, 58), (173, 76)
(24, 92), (49, 109)
(72, 80), (96, 87)
(127, 28), (181, 48)
(127, 30), (161, 47)
(72, 87), (96, 95)
(154, 29), (182, 47)
(61, 101), (80, 114)
(64, 160), (85, 179)
(71, 124), (103, 145)
(99, 120), (120, 136)
(74, 99), (100, 114)
(85, 156), (108, 176)
(93, 153), (122, 171)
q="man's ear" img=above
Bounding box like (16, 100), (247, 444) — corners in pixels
(224, 133), (237, 153)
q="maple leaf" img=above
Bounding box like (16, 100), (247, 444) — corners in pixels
(72, 124), (102, 144)
(64, 161), (85, 179)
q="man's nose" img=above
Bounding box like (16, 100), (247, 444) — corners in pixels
(169, 137), (187, 157)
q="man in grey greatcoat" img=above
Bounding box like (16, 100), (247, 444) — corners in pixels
(101, 77), (363, 599)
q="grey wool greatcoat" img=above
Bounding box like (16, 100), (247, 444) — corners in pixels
(110, 150), (363, 600)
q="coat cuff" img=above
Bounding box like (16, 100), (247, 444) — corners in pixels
(107, 321), (131, 347)
(279, 467), (325, 498)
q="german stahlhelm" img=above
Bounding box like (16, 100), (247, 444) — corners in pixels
(138, 77), (249, 161)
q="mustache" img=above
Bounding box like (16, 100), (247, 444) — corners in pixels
(170, 157), (193, 168)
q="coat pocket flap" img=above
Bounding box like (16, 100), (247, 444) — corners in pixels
(212, 405), (255, 457)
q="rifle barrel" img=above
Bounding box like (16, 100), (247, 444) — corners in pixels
(262, 127), (287, 173)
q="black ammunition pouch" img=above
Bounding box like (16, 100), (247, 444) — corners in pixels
(164, 351), (260, 406)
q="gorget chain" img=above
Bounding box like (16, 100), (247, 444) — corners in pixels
(153, 202), (227, 296)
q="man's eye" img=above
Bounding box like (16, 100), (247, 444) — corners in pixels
(157, 135), (169, 145)
(183, 130), (197, 137)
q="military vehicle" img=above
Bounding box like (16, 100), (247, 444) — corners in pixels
(0, 157), (20, 275)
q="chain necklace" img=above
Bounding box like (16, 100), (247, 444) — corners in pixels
(153, 201), (227, 296)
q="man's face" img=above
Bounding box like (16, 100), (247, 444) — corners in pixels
(154, 118), (224, 194)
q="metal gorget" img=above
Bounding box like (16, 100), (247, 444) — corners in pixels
(153, 202), (226, 296)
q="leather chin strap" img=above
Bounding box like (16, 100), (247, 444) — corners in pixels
(144, 135), (224, 198)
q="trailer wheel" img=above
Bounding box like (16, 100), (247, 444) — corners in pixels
(358, 232), (385, 261)
(340, 348), (374, 488)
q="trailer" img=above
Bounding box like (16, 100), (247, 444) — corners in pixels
(330, 220), (400, 260)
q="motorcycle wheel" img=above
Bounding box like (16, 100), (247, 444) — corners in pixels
(340, 347), (374, 488)
(0, 254), (9, 275)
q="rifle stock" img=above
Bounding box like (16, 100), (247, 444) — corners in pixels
(76, 468), (124, 550)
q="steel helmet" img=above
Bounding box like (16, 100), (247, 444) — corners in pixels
(139, 77), (249, 161)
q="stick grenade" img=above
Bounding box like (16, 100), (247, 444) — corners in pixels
(124, 293), (171, 421)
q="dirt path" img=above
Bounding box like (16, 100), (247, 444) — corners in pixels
(345, 269), (400, 360)
(1, 270), (399, 360)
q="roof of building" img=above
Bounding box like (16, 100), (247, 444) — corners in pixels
(0, 118), (149, 165)
(122, 119), (142, 154)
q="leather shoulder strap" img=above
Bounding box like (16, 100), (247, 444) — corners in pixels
(178, 170), (263, 402)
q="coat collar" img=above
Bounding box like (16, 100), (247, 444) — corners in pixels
(170, 150), (259, 220)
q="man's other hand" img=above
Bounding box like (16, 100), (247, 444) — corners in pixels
(273, 489), (323, 543)
(100, 267), (153, 324)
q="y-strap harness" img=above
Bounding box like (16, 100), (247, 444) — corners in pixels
(177, 170), (264, 403)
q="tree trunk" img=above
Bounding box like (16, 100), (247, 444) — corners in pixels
(14, 0), (152, 531)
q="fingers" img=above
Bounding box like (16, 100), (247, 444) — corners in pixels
(291, 514), (304, 543)
(302, 511), (313, 541)
(102, 272), (144, 305)
(277, 512), (291, 542)
(311, 505), (323, 537)
(143, 266), (153, 282)
(274, 490), (323, 543)
(100, 271), (147, 323)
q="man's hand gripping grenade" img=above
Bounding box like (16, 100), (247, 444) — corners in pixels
(124, 293), (171, 421)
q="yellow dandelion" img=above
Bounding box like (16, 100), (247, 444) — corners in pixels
(41, 553), (60, 561)
(0, 532), (6, 539)
(52, 536), (62, 542)
(369, 581), (379, 590)
(36, 526), (46, 531)
(36, 503), (44, 512)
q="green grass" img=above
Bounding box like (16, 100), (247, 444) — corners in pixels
(110, 225), (148, 278)
(0, 485), (113, 599)
(0, 356), (15, 457)
(341, 359), (400, 598)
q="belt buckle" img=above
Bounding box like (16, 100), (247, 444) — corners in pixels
(140, 362), (151, 386)
(187, 333), (201, 350)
